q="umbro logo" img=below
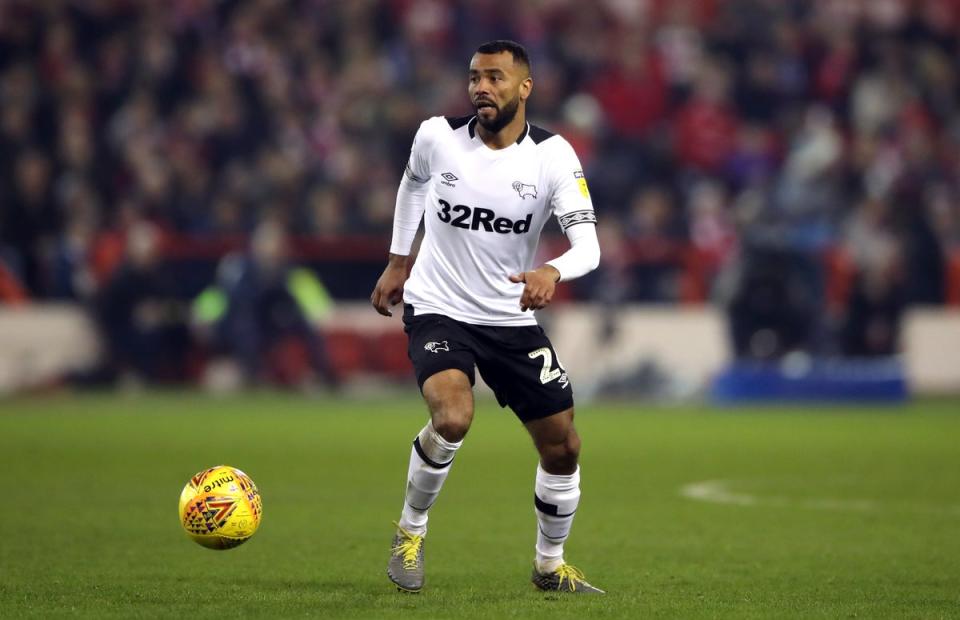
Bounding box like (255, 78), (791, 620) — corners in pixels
(424, 341), (450, 353)
(440, 172), (458, 187)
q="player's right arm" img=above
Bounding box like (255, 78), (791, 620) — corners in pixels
(371, 253), (412, 317)
(371, 120), (435, 317)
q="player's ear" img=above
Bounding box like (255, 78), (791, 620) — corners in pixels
(520, 76), (532, 102)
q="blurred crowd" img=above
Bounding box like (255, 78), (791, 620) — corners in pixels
(2, 0), (960, 363)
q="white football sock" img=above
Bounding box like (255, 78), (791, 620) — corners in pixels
(398, 420), (462, 535)
(534, 464), (581, 573)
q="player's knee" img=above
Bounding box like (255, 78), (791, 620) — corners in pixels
(432, 414), (471, 443)
(540, 429), (580, 474)
(429, 405), (473, 442)
(425, 389), (473, 442)
(423, 370), (474, 441)
(430, 385), (473, 441)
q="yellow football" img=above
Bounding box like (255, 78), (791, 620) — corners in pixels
(179, 465), (262, 549)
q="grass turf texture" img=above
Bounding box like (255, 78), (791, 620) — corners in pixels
(1, 393), (958, 619)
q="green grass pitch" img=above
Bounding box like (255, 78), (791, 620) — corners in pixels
(1, 393), (958, 618)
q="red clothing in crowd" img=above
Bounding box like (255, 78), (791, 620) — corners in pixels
(675, 98), (739, 172)
(590, 53), (668, 138)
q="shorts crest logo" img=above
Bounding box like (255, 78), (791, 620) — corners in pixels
(424, 340), (450, 353)
(512, 181), (538, 200)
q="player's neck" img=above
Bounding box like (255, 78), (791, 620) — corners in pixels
(476, 111), (527, 150)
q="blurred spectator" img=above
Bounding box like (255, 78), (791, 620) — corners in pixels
(841, 197), (906, 356)
(192, 218), (336, 389)
(626, 186), (688, 301)
(688, 179), (737, 285)
(93, 220), (190, 384)
(727, 245), (819, 360)
(673, 59), (739, 174)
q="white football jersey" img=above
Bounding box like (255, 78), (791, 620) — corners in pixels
(401, 115), (597, 326)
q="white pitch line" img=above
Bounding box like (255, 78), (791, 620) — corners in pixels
(679, 479), (960, 516)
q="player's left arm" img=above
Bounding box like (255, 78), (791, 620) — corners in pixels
(509, 139), (600, 312)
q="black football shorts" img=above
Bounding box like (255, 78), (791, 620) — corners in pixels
(402, 304), (574, 422)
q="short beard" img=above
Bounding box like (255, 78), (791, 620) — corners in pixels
(476, 95), (520, 134)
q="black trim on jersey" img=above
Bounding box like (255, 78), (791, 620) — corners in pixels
(557, 210), (597, 230)
(528, 124), (555, 144)
(454, 116), (529, 144)
(534, 494), (577, 518)
(516, 122), (529, 144)
(413, 437), (454, 469)
(445, 114), (475, 130)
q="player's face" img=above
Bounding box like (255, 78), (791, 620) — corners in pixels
(468, 52), (531, 133)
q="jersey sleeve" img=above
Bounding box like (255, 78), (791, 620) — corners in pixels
(404, 118), (439, 183)
(542, 138), (600, 281)
(390, 119), (439, 256)
(546, 138), (597, 232)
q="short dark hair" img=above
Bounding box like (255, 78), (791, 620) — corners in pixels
(475, 40), (530, 73)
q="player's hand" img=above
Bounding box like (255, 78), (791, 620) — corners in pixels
(509, 265), (560, 312)
(371, 256), (410, 317)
